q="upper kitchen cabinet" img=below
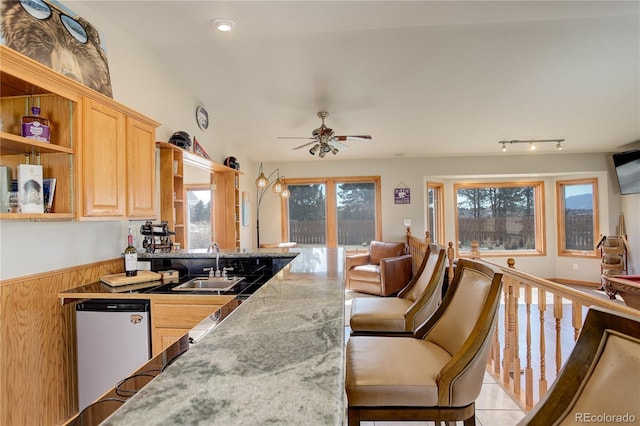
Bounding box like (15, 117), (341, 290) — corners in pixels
(80, 98), (126, 217)
(126, 118), (157, 218)
(0, 46), (159, 221)
(0, 45), (78, 221)
(79, 99), (157, 220)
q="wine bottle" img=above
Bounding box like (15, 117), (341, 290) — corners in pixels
(124, 232), (138, 277)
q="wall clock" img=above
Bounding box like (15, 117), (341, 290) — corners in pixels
(196, 105), (209, 130)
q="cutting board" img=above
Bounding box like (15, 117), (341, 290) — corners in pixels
(101, 270), (162, 287)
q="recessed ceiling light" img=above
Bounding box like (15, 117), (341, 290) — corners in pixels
(211, 18), (236, 32)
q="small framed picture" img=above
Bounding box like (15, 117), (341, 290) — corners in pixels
(192, 137), (211, 159)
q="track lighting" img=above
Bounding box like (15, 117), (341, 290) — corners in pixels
(498, 139), (565, 152)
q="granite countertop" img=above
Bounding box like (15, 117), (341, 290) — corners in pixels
(138, 248), (299, 259)
(102, 247), (346, 425)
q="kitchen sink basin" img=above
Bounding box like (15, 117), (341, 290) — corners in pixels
(172, 276), (244, 292)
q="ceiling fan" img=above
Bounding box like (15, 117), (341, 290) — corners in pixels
(278, 111), (372, 158)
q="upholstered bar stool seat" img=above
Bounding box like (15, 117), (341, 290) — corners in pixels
(350, 298), (412, 333)
(346, 336), (451, 407)
(350, 244), (446, 336)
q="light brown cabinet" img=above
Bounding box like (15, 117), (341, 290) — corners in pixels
(0, 46), (78, 220)
(150, 297), (233, 356)
(80, 100), (157, 220)
(0, 45), (158, 221)
(80, 98), (127, 217)
(126, 117), (156, 217)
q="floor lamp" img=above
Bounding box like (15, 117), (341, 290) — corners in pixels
(255, 162), (289, 248)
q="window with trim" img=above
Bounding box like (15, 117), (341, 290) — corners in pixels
(454, 181), (545, 256)
(556, 178), (599, 257)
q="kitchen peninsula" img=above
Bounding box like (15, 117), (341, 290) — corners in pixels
(87, 248), (345, 425)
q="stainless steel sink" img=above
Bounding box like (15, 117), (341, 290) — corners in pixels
(172, 276), (244, 292)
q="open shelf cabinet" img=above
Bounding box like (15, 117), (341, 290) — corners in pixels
(0, 61), (78, 220)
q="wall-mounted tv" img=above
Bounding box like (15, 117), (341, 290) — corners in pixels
(613, 149), (640, 195)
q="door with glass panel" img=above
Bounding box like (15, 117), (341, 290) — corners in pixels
(336, 181), (377, 249)
(284, 177), (380, 248)
(287, 183), (327, 246)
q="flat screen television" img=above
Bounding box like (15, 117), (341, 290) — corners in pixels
(613, 149), (640, 195)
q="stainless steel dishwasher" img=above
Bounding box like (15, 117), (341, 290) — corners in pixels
(76, 299), (151, 411)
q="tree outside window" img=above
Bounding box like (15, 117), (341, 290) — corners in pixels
(455, 182), (545, 256)
(186, 187), (212, 250)
(283, 177), (381, 247)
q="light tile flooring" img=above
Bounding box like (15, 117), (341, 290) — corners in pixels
(344, 292), (526, 426)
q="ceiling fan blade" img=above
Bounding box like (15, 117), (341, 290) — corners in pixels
(331, 140), (349, 151)
(277, 136), (314, 140)
(292, 141), (317, 150)
(333, 135), (372, 142)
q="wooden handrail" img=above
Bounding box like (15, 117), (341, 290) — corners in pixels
(482, 258), (639, 316)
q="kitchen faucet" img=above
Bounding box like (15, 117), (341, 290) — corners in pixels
(207, 242), (221, 276)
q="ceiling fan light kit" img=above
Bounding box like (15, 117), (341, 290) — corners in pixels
(279, 111), (372, 158)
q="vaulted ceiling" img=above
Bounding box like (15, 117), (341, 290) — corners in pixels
(79, 1), (639, 162)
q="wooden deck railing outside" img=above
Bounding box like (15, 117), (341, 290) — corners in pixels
(406, 236), (638, 412)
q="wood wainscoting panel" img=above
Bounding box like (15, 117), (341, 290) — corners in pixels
(0, 259), (121, 426)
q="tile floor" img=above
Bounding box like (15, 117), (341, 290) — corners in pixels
(344, 292), (526, 426)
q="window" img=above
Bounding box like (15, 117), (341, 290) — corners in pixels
(454, 181), (545, 256)
(426, 182), (444, 244)
(282, 177), (381, 248)
(557, 178), (599, 257)
(186, 185), (212, 250)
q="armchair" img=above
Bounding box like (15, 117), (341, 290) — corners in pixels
(345, 241), (412, 296)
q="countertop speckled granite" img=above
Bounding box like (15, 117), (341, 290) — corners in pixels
(103, 247), (345, 425)
(137, 247), (299, 259)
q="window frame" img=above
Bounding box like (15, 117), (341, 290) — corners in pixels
(426, 182), (445, 245)
(556, 177), (599, 258)
(280, 176), (382, 247)
(185, 183), (213, 250)
(454, 181), (546, 257)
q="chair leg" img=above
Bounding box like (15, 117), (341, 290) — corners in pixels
(347, 407), (360, 425)
(463, 415), (476, 426)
